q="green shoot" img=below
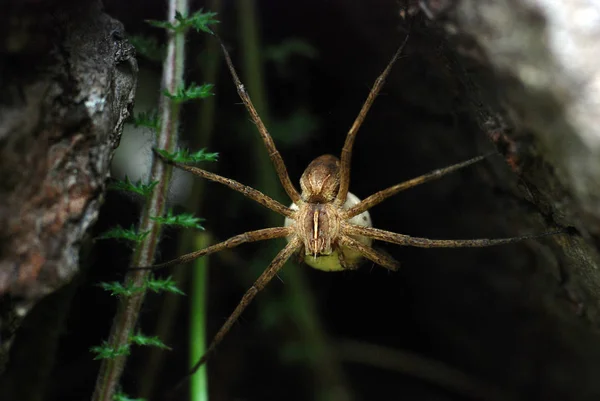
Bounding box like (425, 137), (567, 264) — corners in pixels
(113, 391), (146, 401)
(163, 82), (214, 103)
(133, 110), (161, 130)
(98, 276), (184, 297)
(108, 177), (159, 198)
(130, 332), (171, 350)
(97, 225), (150, 243)
(185, 10), (220, 33)
(145, 276), (186, 295)
(147, 10), (219, 34)
(156, 148), (219, 163)
(97, 281), (144, 297)
(90, 342), (131, 360)
(150, 209), (205, 229)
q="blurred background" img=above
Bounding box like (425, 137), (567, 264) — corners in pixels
(11, 1), (597, 400)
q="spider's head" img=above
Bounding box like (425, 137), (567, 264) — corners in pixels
(300, 155), (340, 203)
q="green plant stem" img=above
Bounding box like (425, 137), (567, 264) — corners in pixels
(237, 2), (353, 400)
(189, 233), (210, 401)
(91, 0), (189, 400)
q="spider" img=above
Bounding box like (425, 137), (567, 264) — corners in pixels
(148, 33), (561, 377)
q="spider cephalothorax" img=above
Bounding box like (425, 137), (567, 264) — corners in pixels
(299, 154), (341, 202)
(147, 32), (563, 379)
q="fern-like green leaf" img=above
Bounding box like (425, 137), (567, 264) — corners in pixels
(146, 276), (185, 295)
(150, 209), (205, 229)
(130, 331), (171, 350)
(90, 342), (131, 360)
(184, 10), (220, 34)
(132, 110), (160, 130)
(113, 391), (146, 401)
(97, 225), (151, 243)
(163, 82), (214, 103)
(108, 177), (158, 198)
(156, 148), (219, 164)
(98, 281), (143, 297)
(147, 9), (219, 34)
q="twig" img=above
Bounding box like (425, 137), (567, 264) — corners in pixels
(136, 1), (222, 398)
(91, 0), (188, 399)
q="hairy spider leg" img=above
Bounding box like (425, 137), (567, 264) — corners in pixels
(343, 224), (565, 249)
(336, 34), (410, 207)
(344, 154), (490, 218)
(174, 237), (302, 391)
(215, 34), (301, 204)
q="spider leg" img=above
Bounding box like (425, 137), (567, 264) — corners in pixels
(335, 34), (410, 207)
(181, 236), (301, 382)
(214, 34), (301, 204)
(336, 249), (354, 270)
(344, 154), (489, 218)
(132, 227), (293, 270)
(292, 244), (306, 265)
(343, 224), (565, 248)
(339, 235), (400, 271)
(156, 150), (294, 217)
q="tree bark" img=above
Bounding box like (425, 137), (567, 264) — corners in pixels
(431, 0), (600, 321)
(0, 0), (137, 375)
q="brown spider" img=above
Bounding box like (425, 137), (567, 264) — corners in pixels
(149, 33), (561, 377)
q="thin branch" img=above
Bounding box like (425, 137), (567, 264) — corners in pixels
(91, 0), (188, 399)
(137, 1), (223, 394)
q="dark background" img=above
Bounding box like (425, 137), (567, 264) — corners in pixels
(5, 1), (597, 401)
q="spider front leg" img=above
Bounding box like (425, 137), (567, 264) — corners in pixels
(214, 35), (301, 204)
(156, 150), (294, 217)
(336, 34), (410, 207)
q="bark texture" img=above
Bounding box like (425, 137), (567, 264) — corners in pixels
(400, 0), (600, 399)
(0, 0), (137, 370)
(432, 0), (600, 320)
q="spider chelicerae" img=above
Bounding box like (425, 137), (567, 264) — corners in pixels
(148, 33), (561, 377)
